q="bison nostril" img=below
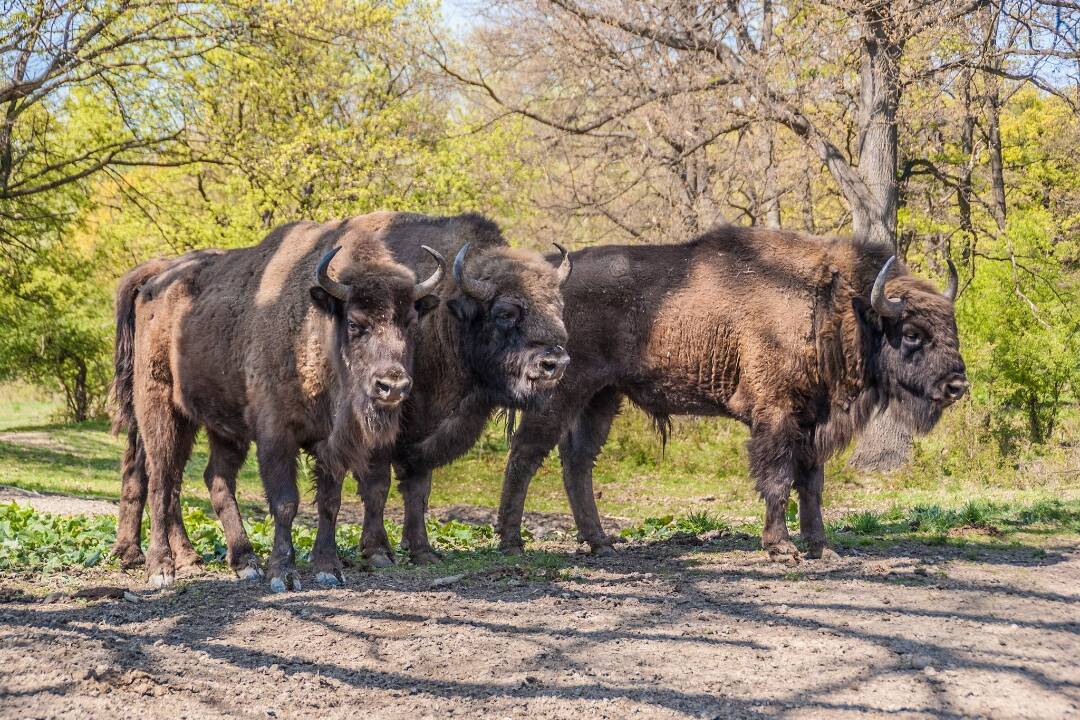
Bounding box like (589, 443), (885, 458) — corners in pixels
(373, 375), (411, 403)
(941, 375), (969, 400)
(540, 359), (559, 374)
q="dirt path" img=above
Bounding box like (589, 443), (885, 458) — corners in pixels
(2, 533), (1078, 719)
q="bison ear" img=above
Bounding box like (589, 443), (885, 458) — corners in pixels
(446, 296), (478, 322)
(310, 286), (340, 316)
(415, 294), (440, 317)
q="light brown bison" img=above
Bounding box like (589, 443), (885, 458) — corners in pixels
(495, 225), (968, 561)
(355, 213), (572, 565)
(110, 215), (443, 590)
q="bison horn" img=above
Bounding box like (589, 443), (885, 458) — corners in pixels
(552, 243), (572, 285)
(452, 243), (496, 300)
(870, 256), (904, 319)
(943, 256), (958, 301)
(414, 245), (446, 299)
(316, 246), (349, 302)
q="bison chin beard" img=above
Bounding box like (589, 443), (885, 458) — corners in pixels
(883, 384), (945, 437)
(325, 397), (401, 478)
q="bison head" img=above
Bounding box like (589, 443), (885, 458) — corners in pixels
(446, 242), (571, 406)
(309, 246), (444, 446)
(868, 256), (968, 434)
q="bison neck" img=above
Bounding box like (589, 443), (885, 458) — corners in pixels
(396, 309), (499, 470)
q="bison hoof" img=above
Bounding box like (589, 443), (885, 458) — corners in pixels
(765, 540), (801, 565)
(147, 569), (176, 589)
(411, 549), (442, 566)
(235, 564), (263, 582)
(498, 542), (525, 556)
(590, 542), (617, 557)
(807, 545), (839, 562)
(173, 550), (201, 571)
(367, 549), (395, 568)
(269, 571), (302, 593)
(111, 543), (145, 569)
(315, 570), (344, 587)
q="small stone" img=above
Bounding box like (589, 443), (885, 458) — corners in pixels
(923, 666), (938, 677)
(909, 654), (933, 670)
(123, 591), (140, 603)
(430, 574), (464, 588)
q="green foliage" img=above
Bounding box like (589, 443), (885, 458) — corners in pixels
(0, 502), (115, 573)
(619, 510), (728, 541)
(836, 510), (887, 535)
(0, 245), (112, 421)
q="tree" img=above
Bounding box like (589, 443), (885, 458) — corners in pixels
(441, 0), (1080, 469)
(0, 0), (229, 257)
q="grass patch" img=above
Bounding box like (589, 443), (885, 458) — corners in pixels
(827, 498), (1080, 547)
(619, 510), (728, 541)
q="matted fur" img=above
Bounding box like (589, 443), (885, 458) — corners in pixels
(348, 213), (572, 563)
(110, 215), (424, 586)
(495, 225), (967, 559)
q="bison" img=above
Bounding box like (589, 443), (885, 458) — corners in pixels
(494, 225), (968, 562)
(109, 214), (443, 590)
(355, 213), (572, 565)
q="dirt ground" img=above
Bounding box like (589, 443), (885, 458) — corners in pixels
(2, 525), (1078, 720)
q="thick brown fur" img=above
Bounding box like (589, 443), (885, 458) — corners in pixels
(110, 215), (430, 589)
(495, 225), (967, 562)
(351, 213), (571, 565)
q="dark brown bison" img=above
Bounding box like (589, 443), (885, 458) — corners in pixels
(495, 225), (968, 562)
(355, 213), (572, 565)
(109, 214), (443, 590)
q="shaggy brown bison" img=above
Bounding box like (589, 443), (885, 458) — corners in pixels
(355, 213), (572, 565)
(110, 215), (443, 590)
(495, 225), (968, 562)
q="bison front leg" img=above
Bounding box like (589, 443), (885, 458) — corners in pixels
(498, 413), (562, 555)
(256, 434), (302, 592)
(397, 464), (441, 565)
(796, 462), (836, 561)
(557, 389), (621, 555)
(357, 450), (396, 568)
(748, 418), (800, 564)
(311, 456), (345, 587)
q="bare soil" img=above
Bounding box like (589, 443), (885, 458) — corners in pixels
(2, 527), (1078, 720)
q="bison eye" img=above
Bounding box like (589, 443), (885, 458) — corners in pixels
(493, 304), (521, 329)
(902, 329), (923, 348)
(347, 319), (370, 338)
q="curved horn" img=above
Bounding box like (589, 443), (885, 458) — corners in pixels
(552, 242), (572, 285)
(943, 256), (958, 301)
(316, 246), (348, 301)
(452, 243), (496, 299)
(413, 245), (446, 299)
(870, 256), (904, 319)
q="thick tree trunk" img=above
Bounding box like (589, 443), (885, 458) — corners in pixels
(849, 7), (910, 472)
(848, 405), (914, 472)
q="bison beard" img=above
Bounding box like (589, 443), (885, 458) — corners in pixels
(495, 225), (967, 563)
(350, 214), (572, 566)
(108, 215), (442, 591)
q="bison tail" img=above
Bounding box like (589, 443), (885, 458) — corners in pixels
(109, 263), (157, 436)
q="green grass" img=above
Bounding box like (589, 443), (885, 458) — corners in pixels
(2, 383), (1079, 535)
(4, 496), (1079, 579)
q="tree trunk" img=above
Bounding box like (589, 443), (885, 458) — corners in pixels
(849, 6), (910, 472)
(72, 357), (89, 423)
(847, 405), (914, 472)
(984, 5), (1008, 232)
